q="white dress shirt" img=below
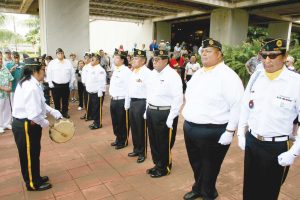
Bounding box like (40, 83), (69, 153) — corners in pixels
(81, 63), (90, 85)
(47, 58), (75, 87)
(85, 64), (107, 93)
(13, 76), (53, 126)
(182, 62), (244, 130)
(185, 62), (201, 75)
(109, 65), (132, 98)
(128, 65), (151, 99)
(238, 67), (300, 137)
(146, 65), (183, 120)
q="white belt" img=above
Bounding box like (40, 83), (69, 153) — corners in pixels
(250, 131), (289, 142)
(148, 104), (171, 111)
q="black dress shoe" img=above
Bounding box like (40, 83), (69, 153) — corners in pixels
(128, 152), (139, 157)
(41, 176), (49, 183)
(111, 141), (117, 146)
(146, 166), (157, 174)
(89, 125), (101, 130)
(183, 191), (202, 200)
(85, 117), (93, 121)
(115, 144), (127, 150)
(80, 114), (86, 119)
(150, 169), (169, 178)
(63, 114), (70, 119)
(137, 156), (145, 163)
(27, 183), (52, 191)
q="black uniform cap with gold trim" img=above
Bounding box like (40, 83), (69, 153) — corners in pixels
(133, 49), (146, 58)
(91, 53), (101, 61)
(153, 50), (168, 59)
(261, 38), (286, 52)
(202, 38), (222, 51)
(114, 48), (128, 58)
(24, 57), (42, 67)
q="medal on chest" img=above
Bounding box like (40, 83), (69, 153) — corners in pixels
(249, 100), (254, 109)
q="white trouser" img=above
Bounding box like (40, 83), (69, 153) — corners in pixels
(0, 97), (12, 128)
(10, 92), (14, 107)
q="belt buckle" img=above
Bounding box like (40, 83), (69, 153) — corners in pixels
(257, 134), (264, 141)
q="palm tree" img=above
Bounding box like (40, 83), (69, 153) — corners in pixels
(24, 16), (40, 55)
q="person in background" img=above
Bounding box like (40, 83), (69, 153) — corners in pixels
(76, 60), (85, 111)
(184, 54), (201, 82)
(3, 49), (13, 67)
(6, 51), (25, 106)
(69, 53), (78, 103)
(286, 55), (296, 71)
(0, 55), (13, 133)
(47, 48), (75, 119)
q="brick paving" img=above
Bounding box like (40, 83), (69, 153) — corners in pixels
(0, 98), (300, 200)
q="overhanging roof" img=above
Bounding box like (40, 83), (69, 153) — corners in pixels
(1, 0), (300, 24)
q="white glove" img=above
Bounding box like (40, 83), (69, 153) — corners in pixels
(98, 91), (103, 97)
(237, 127), (247, 150)
(50, 109), (63, 119)
(49, 82), (54, 88)
(218, 131), (234, 145)
(238, 135), (246, 150)
(143, 112), (147, 120)
(278, 151), (297, 166)
(166, 117), (173, 129)
(40, 119), (49, 128)
(124, 98), (130, 110)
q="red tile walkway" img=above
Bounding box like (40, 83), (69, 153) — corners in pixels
(0, 98), (300, 200)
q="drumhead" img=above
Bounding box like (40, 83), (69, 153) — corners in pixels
(49, 119), (75, 143)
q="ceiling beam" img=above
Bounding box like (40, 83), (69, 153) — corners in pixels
(183, 0), (230, 8)
(19, 0), (34, 13)
(89, 15), (144, 23)
(93, 0), (195, 12)
(90, 7), (159, 17)
(90, 11), (145, 20)
(152, 10), (208, 22)
(89, 2), (173, 15)
(235, 0), (288, 8)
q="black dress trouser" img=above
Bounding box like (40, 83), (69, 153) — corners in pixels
(12, 118), (44, 190)
(183, 121), (229, 200)
(147, 108), (178, 173)
(129, 99), (147, 157)
(110, 99), (129, 146)
(243, 131), (290, 200)
(88, 92), (105, 127)
(77, 81), (84, 108)
(51, 82), (69, 115)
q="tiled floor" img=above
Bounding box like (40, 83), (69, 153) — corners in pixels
(0, 99), (300, 200)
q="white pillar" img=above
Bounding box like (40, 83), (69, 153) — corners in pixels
(210, 8), (249, 46)
(39, 0), (90, 58)
(268, 22), (292, 50)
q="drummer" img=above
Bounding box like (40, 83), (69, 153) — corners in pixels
(12, 57), (62, 191)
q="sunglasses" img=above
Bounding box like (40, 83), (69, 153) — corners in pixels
(261, 53), (282, 59)
(153, 57), (163, 62)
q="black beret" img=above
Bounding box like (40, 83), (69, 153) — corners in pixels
(24, 57), (42, 67)
(202, 38), (222, 51)
(56, 48), (64, 54)
(261, 38), (286, 52)
(133, 49), (146, 58)
(114, 49), (128, 58)
(153, 50), (168, 59)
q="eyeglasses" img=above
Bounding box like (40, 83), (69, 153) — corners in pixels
(261, 53), (282, 59)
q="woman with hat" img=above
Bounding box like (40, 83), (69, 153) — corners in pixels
(12, 57), (62, 191)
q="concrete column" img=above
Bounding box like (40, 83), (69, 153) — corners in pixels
(210, 8), (249, 46)
(155, 21), (171, 43)
(268, 22), (292, 39)
(39, 0), (89, 57)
